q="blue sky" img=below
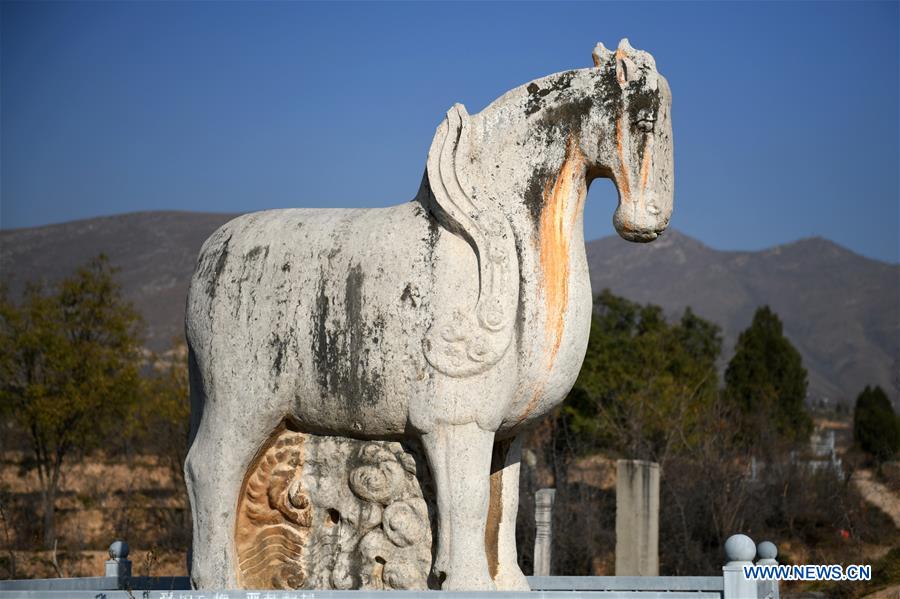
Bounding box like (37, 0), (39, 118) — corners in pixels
(2, 1), (898, 263)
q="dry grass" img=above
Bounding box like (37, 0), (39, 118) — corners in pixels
(0, 451), (188, 579)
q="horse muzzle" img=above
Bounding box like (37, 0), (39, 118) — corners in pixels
(612, 192), (671, 243)
(604, 150), (672, 242)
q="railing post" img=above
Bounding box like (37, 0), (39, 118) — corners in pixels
(756, 540), (780, 599)
(533, 487), (556, 576)
(723, 534), (756, 599)
(104, 540), (131, 587)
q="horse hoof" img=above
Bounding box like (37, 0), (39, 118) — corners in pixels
(442, 574), (496, 591)
(495, 567), (530, 591)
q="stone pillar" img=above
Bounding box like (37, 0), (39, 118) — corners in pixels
(722, 534), (758, 599)
(756, 540), (780, 599)
(533, 488), (556, 576)
(615, 459), (659, 576)
(104, 540), (131, 584)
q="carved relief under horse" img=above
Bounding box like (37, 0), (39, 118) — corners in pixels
(185, 39), (673, 591)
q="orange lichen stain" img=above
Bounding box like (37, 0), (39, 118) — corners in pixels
(639, 134), (653, 193)
(615, 48), (628, 87)
(515, 381), (547, 426)
(513, 141), (587, 425)
(615, 116), (632, 203)
(539, 138), (586, 370)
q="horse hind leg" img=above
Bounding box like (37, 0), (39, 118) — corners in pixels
(185, 385), (284, 589)
(486, 434), (529, 590)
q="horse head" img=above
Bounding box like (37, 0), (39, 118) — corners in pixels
(587, 38), (673, 241)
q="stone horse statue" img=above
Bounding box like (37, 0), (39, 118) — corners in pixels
(185, 39), (672, 591)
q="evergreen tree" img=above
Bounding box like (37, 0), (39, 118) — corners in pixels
(559, 290), (722, 462)
(0, 255), (143, 548)
(853, 385), (899, 463)
(724, 306), (812, 445)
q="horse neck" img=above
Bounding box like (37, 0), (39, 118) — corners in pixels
(413, 71), (597, 301)
(466, 86), (593, 285)
(463, 99), (593, 365)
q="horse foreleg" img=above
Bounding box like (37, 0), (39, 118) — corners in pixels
(421, 422), (496, 591)
(488, 434), (529, 590)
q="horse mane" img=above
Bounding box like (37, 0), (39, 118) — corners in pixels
(421, 104), (519, 377)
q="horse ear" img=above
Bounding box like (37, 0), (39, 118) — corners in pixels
(617, 38), (635, 53)
(615, 38), (638, 87)
(592, 42), (612, 67)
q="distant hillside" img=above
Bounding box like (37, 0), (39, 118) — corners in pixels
(0, 211), (237, 349)
(587, 230), (899, 407)
(1, 211), (897, 407)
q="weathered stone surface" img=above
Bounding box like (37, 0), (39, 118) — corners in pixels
(185, 39), (673, 591)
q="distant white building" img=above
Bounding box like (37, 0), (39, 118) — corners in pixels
(749, 429), (843, 482)
(805, 429), (843, 474)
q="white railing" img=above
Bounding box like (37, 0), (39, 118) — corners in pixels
(0, 532), (780, 599)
